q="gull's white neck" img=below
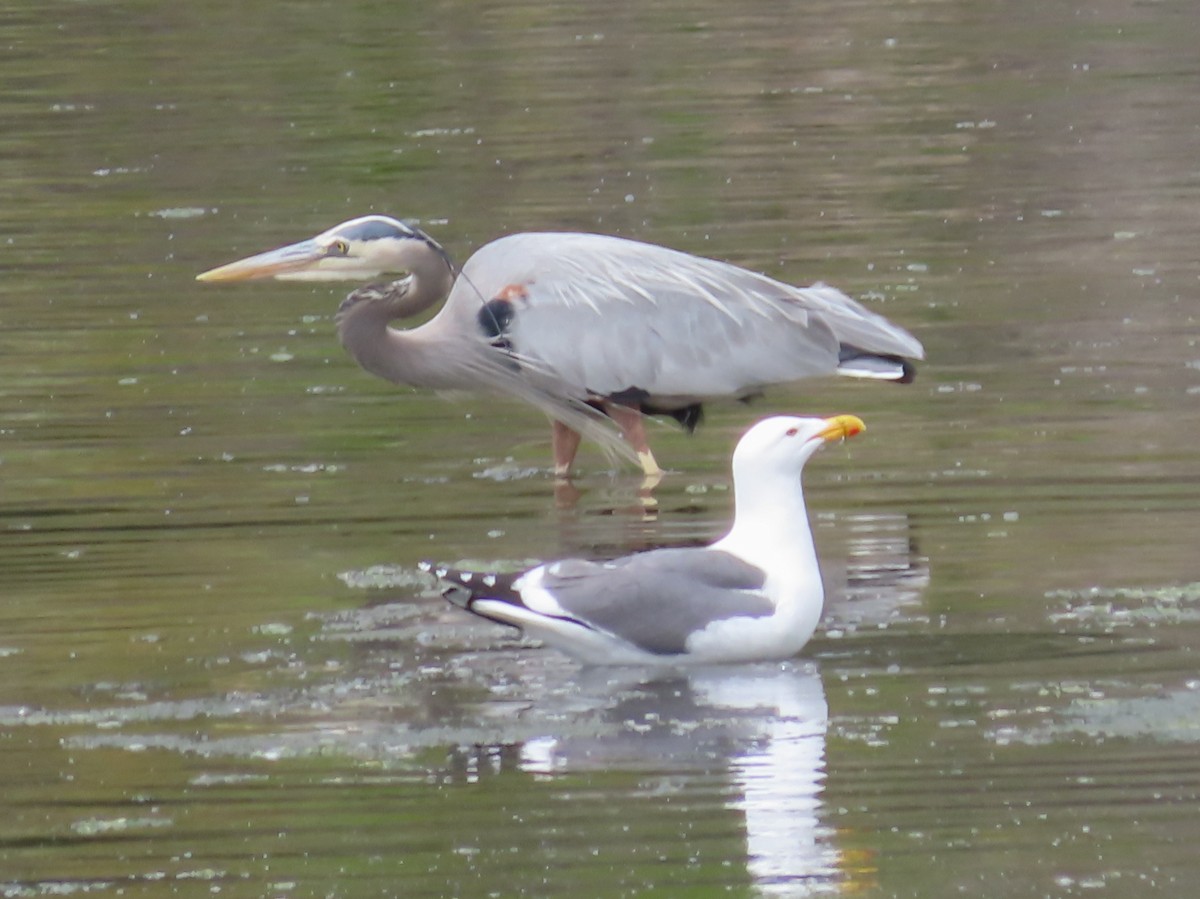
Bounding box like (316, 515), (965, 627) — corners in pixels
(712, 468), (821, 584)
(706, 462), (827, 657)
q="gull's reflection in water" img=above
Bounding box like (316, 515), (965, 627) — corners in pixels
(706, 669), (834, 895)
(515, 662), (842, 896)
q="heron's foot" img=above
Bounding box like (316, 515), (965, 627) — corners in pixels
(603, 403), (664, 480)
(637, 449), (663, 481)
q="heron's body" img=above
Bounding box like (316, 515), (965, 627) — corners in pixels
(198, 216), (923, 476)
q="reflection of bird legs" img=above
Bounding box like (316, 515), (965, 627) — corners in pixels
(552, 407), (663, 487)
(552, 477), (583, 509)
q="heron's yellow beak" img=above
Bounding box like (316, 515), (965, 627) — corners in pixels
(196, 239), (325, 283)
(818, 414), (866, 442)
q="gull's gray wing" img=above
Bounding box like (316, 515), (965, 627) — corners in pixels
(531, 547), (772, 656)
(449, 232), (924, 402)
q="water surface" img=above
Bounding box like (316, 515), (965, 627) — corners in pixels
(3, 1), (1200, 896)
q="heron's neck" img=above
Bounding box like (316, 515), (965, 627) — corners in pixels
(405, 249), (457, 316)
(335, 260), (463, 389)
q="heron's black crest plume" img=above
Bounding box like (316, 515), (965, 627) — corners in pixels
(333, 217), (419, 242)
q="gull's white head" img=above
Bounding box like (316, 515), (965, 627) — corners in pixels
(731, 414), (865, 481)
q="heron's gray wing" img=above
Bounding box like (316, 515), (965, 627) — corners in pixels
(536, 547), (772, 656)
(453, 232), (923, 401)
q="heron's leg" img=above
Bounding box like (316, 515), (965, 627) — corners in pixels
(551, 420), (583, 478)
(603, 403), (663, 480)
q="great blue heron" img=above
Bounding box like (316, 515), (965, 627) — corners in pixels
(197, 216), (921, 477)
(426, 414), (865, 664)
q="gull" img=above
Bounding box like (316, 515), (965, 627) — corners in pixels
(425, 413), (864, 664)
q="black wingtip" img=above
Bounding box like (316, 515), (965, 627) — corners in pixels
(441, 583), (473, 610)
(423, 563), (521, 613)
(419, 560), (468, 608)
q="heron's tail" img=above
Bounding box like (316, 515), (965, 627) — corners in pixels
(836, 345), (917, 383)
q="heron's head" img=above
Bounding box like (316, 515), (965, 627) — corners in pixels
(196, 215), (451, 284)
(732, 414), (865, 480)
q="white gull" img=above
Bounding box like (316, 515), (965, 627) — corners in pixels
(425, 413), (865, 665)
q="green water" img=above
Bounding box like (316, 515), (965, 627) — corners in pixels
(3, 0), (1200, 895)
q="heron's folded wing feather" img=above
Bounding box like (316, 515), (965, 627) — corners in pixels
(458, 233), (921, 401)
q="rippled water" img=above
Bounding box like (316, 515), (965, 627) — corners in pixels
(3, 0), (1200, 896)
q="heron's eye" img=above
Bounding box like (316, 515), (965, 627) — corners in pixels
(330, 239), (350, 256)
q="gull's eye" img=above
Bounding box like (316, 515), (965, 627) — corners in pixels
(785, 426), (800, 437)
